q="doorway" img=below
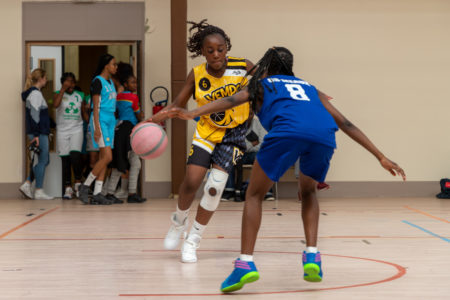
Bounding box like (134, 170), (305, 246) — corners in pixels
(26, 42), (142, 197)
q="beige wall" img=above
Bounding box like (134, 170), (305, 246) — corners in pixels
(0, 0), (448, 186)
(188, 0), (450, 181)
(0, 0), (23, 183)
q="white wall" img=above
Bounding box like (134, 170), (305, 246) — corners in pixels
(0, 0), (448, 187)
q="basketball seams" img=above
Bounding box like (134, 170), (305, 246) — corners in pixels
(130, 123), (167, 158)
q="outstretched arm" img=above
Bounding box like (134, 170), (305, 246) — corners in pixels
(317, 90), (406, 180)
(165, 88), (250, 120)
(144, 70), (195, 123)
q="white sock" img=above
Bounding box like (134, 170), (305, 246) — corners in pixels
(93, 181), (103, 195)
(174, 206), (189, 224)
(306, 246), (318, 253)
(189, 220), (206, 237)
(84, 172), (96, 186)
(240, 254), (254, 262)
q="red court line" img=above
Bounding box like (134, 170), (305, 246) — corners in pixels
(0, 207), (59, 239)
(2, 236), (443, 242)
(404, 206), (449, 223)
(120, 250), (406, 297)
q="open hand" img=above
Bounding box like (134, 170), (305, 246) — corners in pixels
(379, 156), (406, 181)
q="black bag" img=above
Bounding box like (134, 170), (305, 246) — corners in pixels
(436, 178), (450, 199)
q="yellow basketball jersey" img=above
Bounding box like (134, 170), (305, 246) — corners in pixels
(193, 57), (250, 144)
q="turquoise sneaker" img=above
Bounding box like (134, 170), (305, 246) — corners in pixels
(220, 259), (260, 293)
(303, 251), (323, 282)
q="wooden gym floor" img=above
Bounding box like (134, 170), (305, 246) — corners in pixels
(0, 196), (448, 299)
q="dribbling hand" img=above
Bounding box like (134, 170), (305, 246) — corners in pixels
(379, 156), (406, 181)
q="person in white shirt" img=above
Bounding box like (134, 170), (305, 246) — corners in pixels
(53, 72), (85, 199)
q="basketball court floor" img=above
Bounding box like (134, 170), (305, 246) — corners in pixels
(0, 196), (448, 299)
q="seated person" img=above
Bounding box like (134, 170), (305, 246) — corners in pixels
(221, 111), (274, 202)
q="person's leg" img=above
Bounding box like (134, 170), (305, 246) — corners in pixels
(61, 156), (72, 198)
(298, 172), (319, 247)
(33, 134), (53, 199)
(34, 134), (49, 189)
(79, 146), (112, 204)
(241, 159), (274, 255)
(127, 151), (145, 203)
(299, 172), (323, 282)
(297, 143), (334, 283)
(181, 164), (228, 263)
(221, 159), (273, 293)
(164, 163), (209, 250)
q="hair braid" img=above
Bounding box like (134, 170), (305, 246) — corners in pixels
(187, 19), (232, 58)
(247, 47), (294, 112)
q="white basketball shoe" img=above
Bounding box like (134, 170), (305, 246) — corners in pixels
(181, 233), (201, 263)
(164, 213), (188, 250)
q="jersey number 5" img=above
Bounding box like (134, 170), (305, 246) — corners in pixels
(285, 84), (310, 101)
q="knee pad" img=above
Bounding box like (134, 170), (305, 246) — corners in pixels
(200, 168), (229, 211)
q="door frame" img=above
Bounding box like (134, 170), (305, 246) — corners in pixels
(24, 41), (144, 196)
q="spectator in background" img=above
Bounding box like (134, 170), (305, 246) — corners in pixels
(221, 111), (274, 202)
(82, 94), (99, 187)
(19, 68), (54, 200)
(105, 67), (146, 204)
(78, 54), (118, 205)
(53, 72), (85, 199)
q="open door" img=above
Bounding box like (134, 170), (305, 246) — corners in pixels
(26, 42), (141, 198)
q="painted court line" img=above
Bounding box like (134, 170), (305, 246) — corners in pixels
(0, 207), (59, 239)
(120, 250), (406, 297)
(403, 206), (449, 223)
(402, 220), (449, 243)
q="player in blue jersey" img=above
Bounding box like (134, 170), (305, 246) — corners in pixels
(164, 46), (406, 293)
(79, 54), (118, 205)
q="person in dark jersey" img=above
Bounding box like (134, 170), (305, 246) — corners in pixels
(163, 46), (406, 293)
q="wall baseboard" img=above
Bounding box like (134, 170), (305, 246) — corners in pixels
(0, 181), (440, 199)
(278, 181), (439, 198)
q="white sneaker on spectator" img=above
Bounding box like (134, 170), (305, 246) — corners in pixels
(164, 213), (187, 250)
(114, 190), (128, 199)
(19, 181), (33, 199)
(63, 186), (73, 199)
(34, 189), (54, 200)
(181, 233), (201, 263)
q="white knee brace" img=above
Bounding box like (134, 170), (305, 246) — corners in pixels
(200, 168), (229, 211)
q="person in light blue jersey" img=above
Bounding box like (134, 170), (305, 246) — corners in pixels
(165, 47), (406, 293)
(79, 54), (118, 205)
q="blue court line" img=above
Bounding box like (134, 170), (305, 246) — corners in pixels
(402, 220), (450, 243)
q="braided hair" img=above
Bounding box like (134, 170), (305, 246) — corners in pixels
(246, 47), (294, 111)
(187, 19), (232, 58)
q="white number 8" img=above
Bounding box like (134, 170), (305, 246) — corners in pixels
(285, 84), (310, 101)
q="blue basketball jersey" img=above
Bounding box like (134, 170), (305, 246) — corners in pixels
(258, 75), (338, 148)
(94, 75), (117, 113)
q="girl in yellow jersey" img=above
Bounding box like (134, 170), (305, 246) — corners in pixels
(149, 20), (254, 263)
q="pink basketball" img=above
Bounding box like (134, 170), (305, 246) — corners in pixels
(130, 123), (168, 159)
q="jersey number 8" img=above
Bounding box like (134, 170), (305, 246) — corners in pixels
(285, 84), (310, 101)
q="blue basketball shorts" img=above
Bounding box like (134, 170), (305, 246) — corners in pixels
(89, 112), (116, 149)
(256, 137), (335, 182)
